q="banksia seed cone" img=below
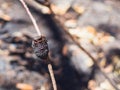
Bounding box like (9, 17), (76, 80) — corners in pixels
(32, 36), (49, 59)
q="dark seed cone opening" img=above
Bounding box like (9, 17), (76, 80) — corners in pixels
(32, 36), (49, 60)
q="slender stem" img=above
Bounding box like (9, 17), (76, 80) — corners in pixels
(20, 0), (57, 90)
(19, 0), (41, 36)
(48, 64), (57, 90)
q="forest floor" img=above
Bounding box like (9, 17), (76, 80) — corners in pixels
(0, 0), (120, 90)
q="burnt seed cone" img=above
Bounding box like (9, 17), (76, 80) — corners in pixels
(32, 36), (49, 59)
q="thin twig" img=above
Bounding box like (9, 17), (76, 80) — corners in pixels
(48, 64), (57, 90)
(19, 0), (41, 36)
(19, 0), (57, 90)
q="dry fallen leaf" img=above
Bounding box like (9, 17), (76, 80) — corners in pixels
(51, 4), (68, 15)
(72, 4), (85, 14)
(50, 0), (73, 15)
(86, 26), (97, 35)
(0, 14), (11, 21)
(16, 83), (33, 90)
(64, 19), (77, 28)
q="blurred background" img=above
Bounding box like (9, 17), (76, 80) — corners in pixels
(0, 0), (120, 90)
